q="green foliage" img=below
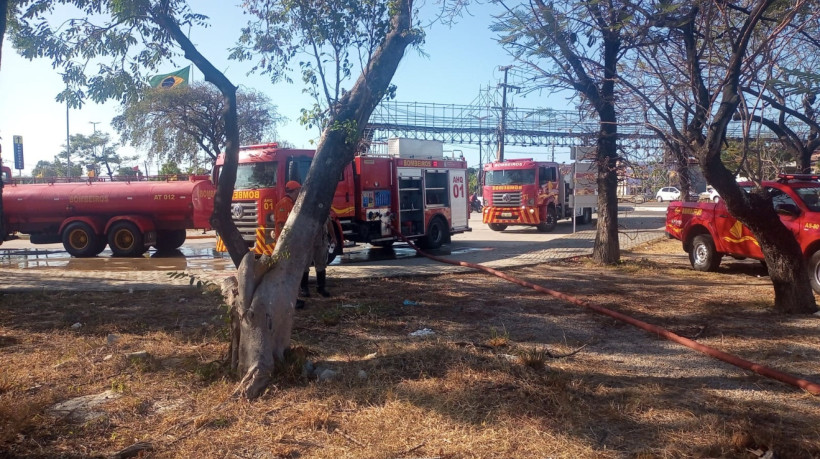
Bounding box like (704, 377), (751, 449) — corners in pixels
(113, 83), (285, 166)
(233, 0), (421, 130)
(9, 0), (209, 108)
(158, 161), (182, 177)
(167, 271), (216, 289)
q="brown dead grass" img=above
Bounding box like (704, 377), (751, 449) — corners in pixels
(1, 238), (819, 458)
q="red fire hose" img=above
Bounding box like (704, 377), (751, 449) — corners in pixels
(394, 233), (820, 396)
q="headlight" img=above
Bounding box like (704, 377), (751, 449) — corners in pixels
(527, 198), (535, 206)
(266, 213), (276, 225)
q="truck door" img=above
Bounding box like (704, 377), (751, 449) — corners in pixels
(713, 198), (764, 259)
(767, 186), (802, 241)
(449, 169), (469, 230)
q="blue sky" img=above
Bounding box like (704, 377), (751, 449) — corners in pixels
(0, 2), (570, 176)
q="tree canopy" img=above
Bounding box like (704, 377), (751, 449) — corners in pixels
(112, 83), (285, 166)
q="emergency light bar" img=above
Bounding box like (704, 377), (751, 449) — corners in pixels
(777, 173), (820, 182)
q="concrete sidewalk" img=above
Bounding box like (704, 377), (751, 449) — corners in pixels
(1, 226), (666, 293)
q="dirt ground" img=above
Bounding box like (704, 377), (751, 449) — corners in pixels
(1, 238), (819, 459)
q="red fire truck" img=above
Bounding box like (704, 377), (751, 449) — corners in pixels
(212, 143), (349, 259)
(482, 159), (596, 232)
(341, 138), (471, 249)
(213, 139), (470, 258)
(0, 169), (216, 257)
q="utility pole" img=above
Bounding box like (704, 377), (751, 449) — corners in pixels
(496, 65), (518, 162)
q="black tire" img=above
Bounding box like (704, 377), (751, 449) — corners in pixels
(154, 229), (187, 251)
(93, 238), (108, 256)
(537, 207), (557, 232)
(657, 196), (663, 203)
(108, 221), (146, 257)
(62, 222), (101, 258)
(808, 251), (820, 294)
(689, 234), (721, 272)
(420, 217), (447, 249)
(488, 223), (507, 232)
(576, 208), (593, 225)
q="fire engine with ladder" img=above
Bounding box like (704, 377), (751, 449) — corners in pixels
(213, 138), (470, 260)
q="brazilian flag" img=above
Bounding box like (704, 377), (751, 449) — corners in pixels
(149, 66), (190, 89)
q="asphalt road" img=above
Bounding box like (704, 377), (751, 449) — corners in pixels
(0, 204), (668, 275)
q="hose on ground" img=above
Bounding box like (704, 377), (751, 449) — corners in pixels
(394, 231), (820, 395)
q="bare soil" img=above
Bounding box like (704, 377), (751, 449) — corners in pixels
(1, 238), (819, 459)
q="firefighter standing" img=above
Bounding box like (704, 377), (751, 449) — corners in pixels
(274, 180), (306, 308)
(274, 180), (302, 241)
(274, 180), (332, 305)
(301, 216), (332, 298)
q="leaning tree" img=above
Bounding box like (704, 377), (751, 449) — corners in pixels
(9, 0), (421, 397)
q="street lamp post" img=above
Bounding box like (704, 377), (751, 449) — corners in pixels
(471, 114), (489, 194)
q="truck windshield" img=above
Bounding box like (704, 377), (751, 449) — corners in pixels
(234, 162), (278, 189)
(485, 169), (536, 186)
(795, 187), (820, 212)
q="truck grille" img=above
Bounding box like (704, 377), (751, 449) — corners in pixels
(231, 201), (259, 243)
(491, 191), (522, 207)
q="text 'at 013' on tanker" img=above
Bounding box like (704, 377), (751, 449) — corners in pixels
(0, 163), (216, 257)
(212, 138), (471, 262)
(481, 157), (597, 232)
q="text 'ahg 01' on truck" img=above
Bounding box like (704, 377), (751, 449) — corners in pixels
(665, 174), (820, 293)
(0, 163), (216, 257)
(213, 138), (470, 259)
(481, 159), (596, 232)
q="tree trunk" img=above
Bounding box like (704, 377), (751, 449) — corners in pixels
(229, 0), (417, 399)
(591, 28), (620, 265)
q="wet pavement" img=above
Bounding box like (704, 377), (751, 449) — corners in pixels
(0, 207), (668, 292)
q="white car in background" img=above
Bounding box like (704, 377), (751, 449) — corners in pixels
(655, 186), (681, 202)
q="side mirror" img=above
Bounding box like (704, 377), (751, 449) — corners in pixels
(775, 203), (801, 217)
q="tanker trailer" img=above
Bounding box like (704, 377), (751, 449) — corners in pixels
(0, 176), (215, 257)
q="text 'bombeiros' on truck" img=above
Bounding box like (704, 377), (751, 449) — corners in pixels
(481, 158), (597, 232)
(212, 138), (471, 261)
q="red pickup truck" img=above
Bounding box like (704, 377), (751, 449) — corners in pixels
(665, 174), (820, 293)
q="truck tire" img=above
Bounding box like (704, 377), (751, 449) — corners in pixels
(808, 251), (820, 294)
(576, 208), (593, 225)
(537, 207), (557, 232)
(154, 229), (187, 251)
(689, 234), (721, 272)
(62, 222), (102, 258)
(108, 221), (146, 257)
(420, 216), (447, 250)
(488, 223), (507, 232)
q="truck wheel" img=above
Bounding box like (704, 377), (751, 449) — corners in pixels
(108, 221), (146, 257)
(689, 234), (721, 272)
(807, 251), (820, 294)
(154, 229), (187, 251)
(576, 208), (593, 225)
(420, 217), (447, 250)
(62, 222), (101, 258)
(537, 207), (557, 232)
(488, 223), (507, 232)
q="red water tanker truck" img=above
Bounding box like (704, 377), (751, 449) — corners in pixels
(0, 167), (216, 257)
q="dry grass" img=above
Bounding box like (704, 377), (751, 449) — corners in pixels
(1, 238), (819, 458)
